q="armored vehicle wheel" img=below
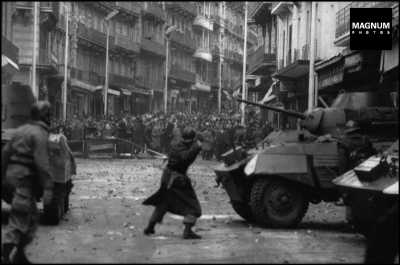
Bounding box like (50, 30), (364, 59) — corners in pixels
(250, 178), (309, 228)
(231, 201), (254, 221)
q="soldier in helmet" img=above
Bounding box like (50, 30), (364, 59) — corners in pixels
(1, 101), (54, 264)
(143, 127), (204, 239)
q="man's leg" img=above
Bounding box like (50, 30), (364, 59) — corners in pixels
(183, 215), (201, 239)
(144, 203), (168, 235)
(2, 190), (38, 264)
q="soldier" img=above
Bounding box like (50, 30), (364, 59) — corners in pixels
(1, 101), (54, 264)
(142, 127), (203, 239)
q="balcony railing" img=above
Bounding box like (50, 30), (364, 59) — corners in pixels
(224, 49), (242, 64)
(142, 2), (166, 21)
(141, 36), (165, 57)
(114, 34), (140, 54)
(135, 75), (145, 87)
(165, 2), (196, 16)
(169, 30), (196, 51)
(38, 48), (57, 69)
(2, 36), (19, 64)
(77, 23), (110, 48)
(89, 71), (104, 85)
(110, 73), (135, 88)
(169, 64), (196, 84)
(247, 45), (276, 73)
(115, 2), (141, 16)
(335, 2), (397, 43)
(70, 67), (89, 82)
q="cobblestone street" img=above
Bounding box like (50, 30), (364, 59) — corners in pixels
(3, 158), (367, 263)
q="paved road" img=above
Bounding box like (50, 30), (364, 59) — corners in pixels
(2, 158), (367, 263)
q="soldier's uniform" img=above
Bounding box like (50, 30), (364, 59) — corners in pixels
(143, 127), (203, 239)
(2, 101), (54, 264)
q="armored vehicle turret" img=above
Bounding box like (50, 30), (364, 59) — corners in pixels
(214, 92), (397, 228)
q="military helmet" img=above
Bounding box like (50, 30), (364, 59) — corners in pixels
(31, 100), (51, 126)
(182, 126), (196, 143)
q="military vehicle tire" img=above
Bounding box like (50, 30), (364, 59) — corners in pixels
(231, 201), (254, 221)
(250, 178), (309, 228)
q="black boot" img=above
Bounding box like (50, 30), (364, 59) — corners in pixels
(144, 221), (156, 235)
(2, 243), (17, 264)
(183, 224), (201, 239)
(13, 247), (31, 264)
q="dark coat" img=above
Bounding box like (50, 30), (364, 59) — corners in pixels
(142, 140), (202, 217)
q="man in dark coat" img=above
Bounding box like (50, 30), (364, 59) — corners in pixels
(143, 127), (203, 239)
(2, 101), (54, 264)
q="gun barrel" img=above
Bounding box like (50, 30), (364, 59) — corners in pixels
(236, 98), (307, 119)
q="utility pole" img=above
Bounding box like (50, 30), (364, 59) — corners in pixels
(164, 38), (169, 114)
(63, 5), (69, 121)
(308, 1), (316, 112)
(104, 22), (110, 117)
(241, 1), (248, 126)
(32, 1), (39, 100)
(104, 10), (119, 117)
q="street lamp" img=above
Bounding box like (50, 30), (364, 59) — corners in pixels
(164, 25), (178, 114)
(103, 9), (119, 117)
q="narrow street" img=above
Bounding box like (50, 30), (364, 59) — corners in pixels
(3, 158), (366, 263)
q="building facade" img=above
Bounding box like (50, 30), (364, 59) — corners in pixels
(247, 1), (398, 129)
(3, 1), (257, 119)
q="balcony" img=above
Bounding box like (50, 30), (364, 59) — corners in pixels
(165, 2), (196, 17)
(193, 47), (212, 63)
(169, 64), (196, 84)
(193, 76), (211, 92)
(37, 48), (57, 73)
(334, 2), (397, 47)
(2, 36), (19, 64)
(142, 2), (166, 22)
(135, 75), (145, 88)
(247, 45), (276, 75)
(169, 30), (196, 51)
(271, 2), (293, 16)
(77, 23), (111, 49)
(141, 36), (165, 57)
(114, 34), (140, 54)
(70, 67), (89, 82)
(224, 49), (242, 64)
(115, 2), (141, 17)
(109, 73), (135, 88)
(193, 15), (213, 31)
(88, 71), (104, 85)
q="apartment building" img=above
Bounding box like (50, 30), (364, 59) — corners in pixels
(4, 2), (257, 118)
(2, 2), (20, 86)
(248, 1), (398, 129)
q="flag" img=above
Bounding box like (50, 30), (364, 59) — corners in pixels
(259, 80), (278, 104)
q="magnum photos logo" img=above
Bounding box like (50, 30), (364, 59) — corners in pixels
(350, 8), (392, 50)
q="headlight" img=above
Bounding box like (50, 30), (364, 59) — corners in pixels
(244, 154), (258, 176)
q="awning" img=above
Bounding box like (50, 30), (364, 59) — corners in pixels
(71, 79), (97, 92)
(2, 54), (19, 71)
(93, 85), (121, 96)
(272, 60), (309, 80)
(120, 88), (132, 96)
(315, 54), (345, 89)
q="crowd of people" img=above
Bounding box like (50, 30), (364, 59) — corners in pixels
(51, 110), (274, 160)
